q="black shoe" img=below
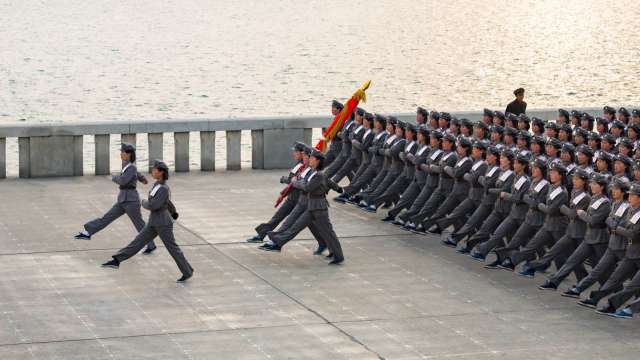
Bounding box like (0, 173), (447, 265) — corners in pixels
(518, 268), (536, 279)
(101, 258), (120, 269)
(456, 245), (471, 254)
(143, 246), (156, 255)
(596, 304), (616, 316)
(177, 273), (193, 283)
(258, 243), (281, 252)
(313, 246), (327, 255)
(498, 259), (515, 271)
(409, 225), (426, 235)
(325, 253), (333, 259)
(441, 237), (457, 248)
(577, 298), (598, 309)
(426, 225), (442, 234)
(246, 235), (264, 243)
(391, 220), (405, 226)
(364, 205), (377, 213)
(333, 195), (347, 203)
(74, 232), (91, 240)
(484, 259), (500, 269)
(328, 258), (344, 265)
(561, 287), (581, 299)
(346, 196), (360, 205)
(381, 215), (395, 223)
(537, 280), (557, 291)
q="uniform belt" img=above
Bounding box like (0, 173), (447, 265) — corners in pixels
(119, 185), (136, 190)
(309, 195), (325, 199)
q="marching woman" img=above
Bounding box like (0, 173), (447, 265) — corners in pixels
(74, 144), (156, 254)
(102, 160), (193, 282)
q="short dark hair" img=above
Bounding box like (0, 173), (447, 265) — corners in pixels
(514, 88), (525, 96)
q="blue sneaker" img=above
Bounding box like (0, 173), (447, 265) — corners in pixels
(469, 252), (486, 262)
(612, 308), (633, 319)
(441, 237), (457, 248)
(456, 245), (471, 254)
(518, 268), (535, 279)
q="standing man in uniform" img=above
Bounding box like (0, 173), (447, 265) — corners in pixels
(505, 88), (527, 116)
(324, 100), (345, 166)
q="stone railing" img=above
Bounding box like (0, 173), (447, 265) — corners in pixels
(0, 107), (611, 178)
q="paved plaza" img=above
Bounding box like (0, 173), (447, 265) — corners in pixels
(0, 170), (638, 359)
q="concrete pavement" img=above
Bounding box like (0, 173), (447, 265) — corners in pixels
(0, 170), (638, 359)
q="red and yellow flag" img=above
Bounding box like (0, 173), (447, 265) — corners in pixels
(315, 80), (371, 152)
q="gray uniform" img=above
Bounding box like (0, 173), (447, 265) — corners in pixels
(113, 181), (193, 277)
(254, 162), (305, 238)
(332, 123), (366, 183)
(325, 120), (357, 179)
(527, 189), (592, 276)
(574, 200), (630, 292)
(357, 134), (397, 198)
(399, 147), (444, 223)
(351, 128), (376, 180)
(546, 193), (611, 285)
(386, 143), (430, 219)
(344, 131), (388, 196)
(508, 184), (569, 266)
(450, 164), (501, 244)
(84, 161), (156, 250)
(372, 139), (418, 207)
(409, 150), (458, 224)
(363, 137), (407, 204)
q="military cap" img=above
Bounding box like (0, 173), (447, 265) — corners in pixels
(582, 112), (595, 122)
(418, 124), (430, 136)
(531, 117), (545, 128)
(632, 109), (640, 117)
(611, 176), (631, 191)
(450, 117), (460, 126)
(517, 131), (531, 141)
(603, 106), (617, 115)
(597, 151), (614, 164)
(397, 120), (407, 130)
(151, 159), (169, 173)
(596, 116), (609, 125)
(488, 145), (501, 156)
(440, 112), (452, 121)
(120, 143), (135, 153)
(493, 111), (506, 120)
(364, 112), (374, 123)
(559, 123), (572, 133)
(292, 141), (308, 152)
(615, 154), (633, 167)
(549, 162), (567, 175)
(518, 114), (531, 123)
(504, 127), (518, 136)
(561, 143), (576, 154)
(576, 144), (594, 157)
(474, 120), (488, 130)
(591, 172), (609, 187)
(618, 137), (633, 149)
(629, 182), (640, 196)
(513, 87), (525, 96)
(443, 132), (456, 143)
(388, 116), (398, 125)
(531, 157), (547, 170)
(531, 135), (545, 146)
(490, 125), (504, 134)
(634, 159), (640, 170)
(374, 113), (387, 127)
(458, 137), (472, 148)
(573, 127), (588, 138)
(310, 148), (326, 160)
(430, 129), (444, 139)
(570, 110), (583, 118)
(573, 167), (590, 181)
(355, 107), (366, 116)
(501, 148), (516, 160)
(516, 152), (531, 164)
(473, 139), (488, 150)
(417, 106), (429, 117)
(588, 131), (602, 141)
(611, 120), (625, 129)
(459, 118), (472, 128)
(601, 133), (616, 144)
(332, 100), (344, 110)
(507, 113), (519, 123)
(405, 122), (417, 133)
(558, 109), (570, 119)
(627, 123), (640, 134)
(619, 107), (631, 117)
(546, 137), (562, 149)
(483, 108), (494, 117)
(545, 122), (559, 130)
(430, 111), (441, 121)
(303, 146), (313, 156)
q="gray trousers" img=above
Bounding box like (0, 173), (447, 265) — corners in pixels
(373, 175), (410, 207)
(481, 218), (529, 258)
(547, 241), (608, 286)
(589, 258), (640, 305)
(268, 206), (325, 249)
(324, 153), (349, 179)
(450, 203), (494, 243)
(409, 186), (451, 224)
(114, 224), (193, 277)
(85, 201), (155, 249)
(465, 211), (507, 250)
(436, 197), (481, 232)
(310, 209), (343, 261)
(324, 141), (342, 167)
(575, 248), (625, 292)
(332, 157), (359, 183)
(364, 170), (400, 204)
(345, 165), (380, 196)
(627, 296), (640, 312)
(421, 190), (470, 229)
(255, 195), (297, 238)
(360, 168), (388, 197)
(387, 181), (422, 219)
(509, 228), (565, 266)
(399, 184), (435, 222)
(528, 235), (588, 280)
